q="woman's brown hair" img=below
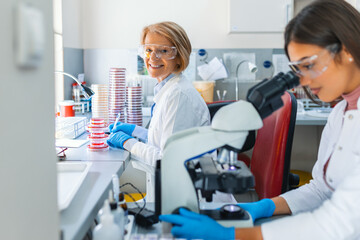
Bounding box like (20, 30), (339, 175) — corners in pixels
(284, 0), (360, 104)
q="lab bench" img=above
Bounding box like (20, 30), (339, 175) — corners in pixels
(58, 110), (327, 240)
(295, 113), (328, 125)
(59, 133), (131, 240)
(64, 139), (130, 162)
(128, 202), (283, 238)
(60, 161), (126, 240)
(292, 112), (328, 173)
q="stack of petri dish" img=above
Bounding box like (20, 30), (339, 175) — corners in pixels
(109, 68), (126, 125)
(86, 118), (109, 151)
(126, 82), (143, 126)
(91, 84), (109, 125)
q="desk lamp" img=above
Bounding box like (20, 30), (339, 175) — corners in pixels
(235, 60), (258, 101)
(55, 71), (95, 99)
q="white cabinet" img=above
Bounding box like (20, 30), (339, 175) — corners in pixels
(229, 0), (294, 33)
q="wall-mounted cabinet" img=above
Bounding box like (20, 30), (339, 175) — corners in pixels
(229, 0), (294, 33)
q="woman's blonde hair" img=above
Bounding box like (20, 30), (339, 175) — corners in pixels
(140, 21), (192, 73)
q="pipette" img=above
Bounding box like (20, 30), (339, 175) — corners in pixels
(111, 112), (121, 133)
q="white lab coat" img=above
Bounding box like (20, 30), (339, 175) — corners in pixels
(130, 74), (210, 202)
(262, 97), (360, 240)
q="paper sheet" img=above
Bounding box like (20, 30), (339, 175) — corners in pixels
(56, 139), (89, 148)
(197, 57), (228, 81)
(272, 54), (291, 74)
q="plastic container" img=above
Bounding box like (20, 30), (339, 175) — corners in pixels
(108, 68), (126, 125)
(192, 81), (215, 103)
(88, 133), (108, 143)
(72, 83), (81, 102)
(93, 200), (123, 240)
(87, 118), (109, 151)
(119, 192), (128, 223)
(91, 84), (110, 125)
(55, 117), (87, 139)
(126, 82), (143, 126)
(87, 144), (109, 152)
(109, 190), (125, 235)
(86, 125), (108, 133)
(80, 81), (87, 101)
(59, 100), (75, 117)
(90, 118), (106, 127)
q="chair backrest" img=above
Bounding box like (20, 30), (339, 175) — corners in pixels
(207, 100), (255, 152)
(250, 91), (297, 199)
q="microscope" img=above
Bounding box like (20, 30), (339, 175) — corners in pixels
(155, 72), (300, 230)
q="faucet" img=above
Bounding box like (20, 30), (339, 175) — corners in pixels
(235, 60), (258, 101)
(55, 71), (95, 99)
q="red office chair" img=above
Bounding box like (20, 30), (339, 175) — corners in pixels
(245, 91), (298, 199)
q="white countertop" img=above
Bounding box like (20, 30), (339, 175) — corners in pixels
(60, 161), (127, 240)
(59, 132), (131, 240)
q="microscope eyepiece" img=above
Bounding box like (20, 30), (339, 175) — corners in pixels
(246, 71), (299, 119)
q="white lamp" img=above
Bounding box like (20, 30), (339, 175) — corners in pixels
(235, 60), (258, 101)
(55, 71), (95, 99)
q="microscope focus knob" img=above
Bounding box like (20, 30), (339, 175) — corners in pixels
(171, 206), (191, 215)
(220, 204), (245, 218)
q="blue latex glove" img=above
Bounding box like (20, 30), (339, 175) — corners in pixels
(109, 121), (136, 135)
(237, 199), (275, 222)
(107, 132), (133, 150)
(159, 208), (234, 240)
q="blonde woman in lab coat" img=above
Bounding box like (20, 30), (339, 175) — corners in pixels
(160, 0), (360, 239)
(107, 22), (210, 201)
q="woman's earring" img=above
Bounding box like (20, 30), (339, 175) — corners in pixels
(349, 58), (353, 62)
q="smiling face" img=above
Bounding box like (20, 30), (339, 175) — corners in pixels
(287, 41), (360, 102)
(143, 32), (180, 82)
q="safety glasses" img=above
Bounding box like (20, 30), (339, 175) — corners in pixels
(288, 44), (339, 79)
(138, 44), (177, 60)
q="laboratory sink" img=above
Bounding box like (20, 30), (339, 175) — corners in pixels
(57, 162), (92, 211)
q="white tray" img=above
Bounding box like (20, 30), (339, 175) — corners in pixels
(56, 117), (87, 139)
(57, 162), (92, 211)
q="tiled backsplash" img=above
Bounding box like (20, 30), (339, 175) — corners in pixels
(64, 47), (289, 102)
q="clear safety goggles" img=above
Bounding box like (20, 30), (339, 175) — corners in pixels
(138, 44), (177, 60)
(288, 44), (338, 79)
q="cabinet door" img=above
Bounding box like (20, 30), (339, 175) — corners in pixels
(229, 0), (293, 33)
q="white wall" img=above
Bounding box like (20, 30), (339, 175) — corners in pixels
(0, 0), (59, 239)
(63, 0), (360, 49)
(63, 0), (83, 48)
(64, 0), (285, 49)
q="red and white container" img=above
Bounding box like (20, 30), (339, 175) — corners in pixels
(126, 82), (143, 126)
(86, 118), (109, 151)
(108, 68), (126, 125)
(91, 84), (109, 125)
(59, 100), (75, 117)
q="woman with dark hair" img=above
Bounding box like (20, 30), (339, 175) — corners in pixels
(160, 1), (360, 239)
